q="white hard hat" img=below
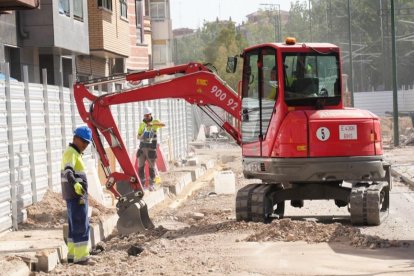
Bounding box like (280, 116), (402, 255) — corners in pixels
(143, 106), (152, 115)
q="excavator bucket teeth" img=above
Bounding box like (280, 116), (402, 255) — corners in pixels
(117, 202), (154, 235)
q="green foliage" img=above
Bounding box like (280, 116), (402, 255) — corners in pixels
(173, 0), (414, 91)
(173, 33), (204, 65)
(173, 20), (247, 90)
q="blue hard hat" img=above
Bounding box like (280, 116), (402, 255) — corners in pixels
(74, 125), (92, 143)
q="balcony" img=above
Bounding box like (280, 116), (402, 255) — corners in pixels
(0, 0), (39, 11)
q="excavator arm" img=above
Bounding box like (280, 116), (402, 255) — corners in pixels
(74, 62), (241, 235)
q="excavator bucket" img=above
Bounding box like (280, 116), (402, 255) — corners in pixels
(115, 181), (155, 235)
(117, 200), (154, 235)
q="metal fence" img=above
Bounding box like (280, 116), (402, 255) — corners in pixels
(354, 89), (414, 116)
(0, 63), (193, 232)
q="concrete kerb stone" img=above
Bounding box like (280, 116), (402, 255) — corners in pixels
(89, 214), (118, 248)
(164, 172), (193, 195)
(176, 166), (206, 182)
(0, 229), (67, 274)
(143, 187), (166, 209)
(3, 157), (218, 275)
(391, 166), (414, 189)
(35, 249), (59, 273)
(202, 159), (215, 170)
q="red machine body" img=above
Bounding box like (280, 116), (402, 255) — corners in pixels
(74, 39), (391, 233)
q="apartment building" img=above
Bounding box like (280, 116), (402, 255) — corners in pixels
(0, 0), (152, 86)
(0, 0), (89, 86)
(76, 0), (130, 81)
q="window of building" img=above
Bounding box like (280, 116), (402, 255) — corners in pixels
(135, 0), (143, 44)
(150, 0), (165, 20)
(59, 0), (70, 16)
(120, 0), (127, 18)
(74, 0), (83, 21)
(98, 0), (112, 11)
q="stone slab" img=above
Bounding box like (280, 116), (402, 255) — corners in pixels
(176, 166), (206, 182)
(201, 159), (215, 170)
(391, 164), (414, 188)
(35, 249), (59, 272)
(164, 172), (192, 195)
(143, 187), (166, 209)
(0, 229), (66, 273)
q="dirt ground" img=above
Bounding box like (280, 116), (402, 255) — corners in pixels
(381, 115), (414, 146)
(21, 190), (116, 230)
(24, 140), (413, 276)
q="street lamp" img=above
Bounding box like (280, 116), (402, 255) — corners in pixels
(260, 3), (282, 42)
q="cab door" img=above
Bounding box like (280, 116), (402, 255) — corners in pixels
(241, 47), (277, 157)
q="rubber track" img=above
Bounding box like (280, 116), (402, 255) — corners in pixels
(235, 184), (261, 222)
(251, 184), (274, 223)
(350, 183), (389, 226)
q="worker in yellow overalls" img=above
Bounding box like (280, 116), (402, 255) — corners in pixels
(137, 106), (165, 191)
(61, 125), (92, 265)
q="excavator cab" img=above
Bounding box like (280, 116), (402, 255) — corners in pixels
(237, 39), (390, 225)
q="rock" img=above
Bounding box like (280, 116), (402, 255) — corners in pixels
(127, 245), (145, 256)
(192, 212), (205, 220)
(286, 234), (295, 241)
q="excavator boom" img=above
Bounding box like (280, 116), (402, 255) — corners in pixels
(74, 63), (241, 235)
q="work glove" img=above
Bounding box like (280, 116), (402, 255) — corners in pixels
(74, 182), (85, 196)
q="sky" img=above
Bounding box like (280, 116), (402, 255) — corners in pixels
(170, 0), (295, 30)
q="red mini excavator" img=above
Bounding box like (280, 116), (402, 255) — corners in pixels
(74, 37), (391, 235)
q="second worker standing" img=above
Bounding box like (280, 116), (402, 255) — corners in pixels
(137, 106), (165, 191)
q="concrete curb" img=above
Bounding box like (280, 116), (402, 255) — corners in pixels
(391, 166), (414, 189)
(1, 157), (216, 275)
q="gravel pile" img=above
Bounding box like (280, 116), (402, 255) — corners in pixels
(242, 219), (409, 249)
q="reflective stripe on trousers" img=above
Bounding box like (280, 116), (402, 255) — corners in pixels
(66, 198), (90, 263)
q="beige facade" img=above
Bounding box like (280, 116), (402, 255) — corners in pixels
(126, 0), (152, 71)
(88, 0), (129, 57)
(77, 0), (135, 79)
(150, 0), (173, 68)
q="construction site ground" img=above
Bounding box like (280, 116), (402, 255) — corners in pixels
(1, 137), (414, 274)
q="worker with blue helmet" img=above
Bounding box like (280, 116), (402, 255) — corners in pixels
(73, 125), (92, 143)
(60, 125), (92, 265)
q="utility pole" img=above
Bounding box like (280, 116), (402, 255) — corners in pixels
(347, 0), (354, 107)
(390, 0), (399, 146)
(260, 3), (282, 42)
